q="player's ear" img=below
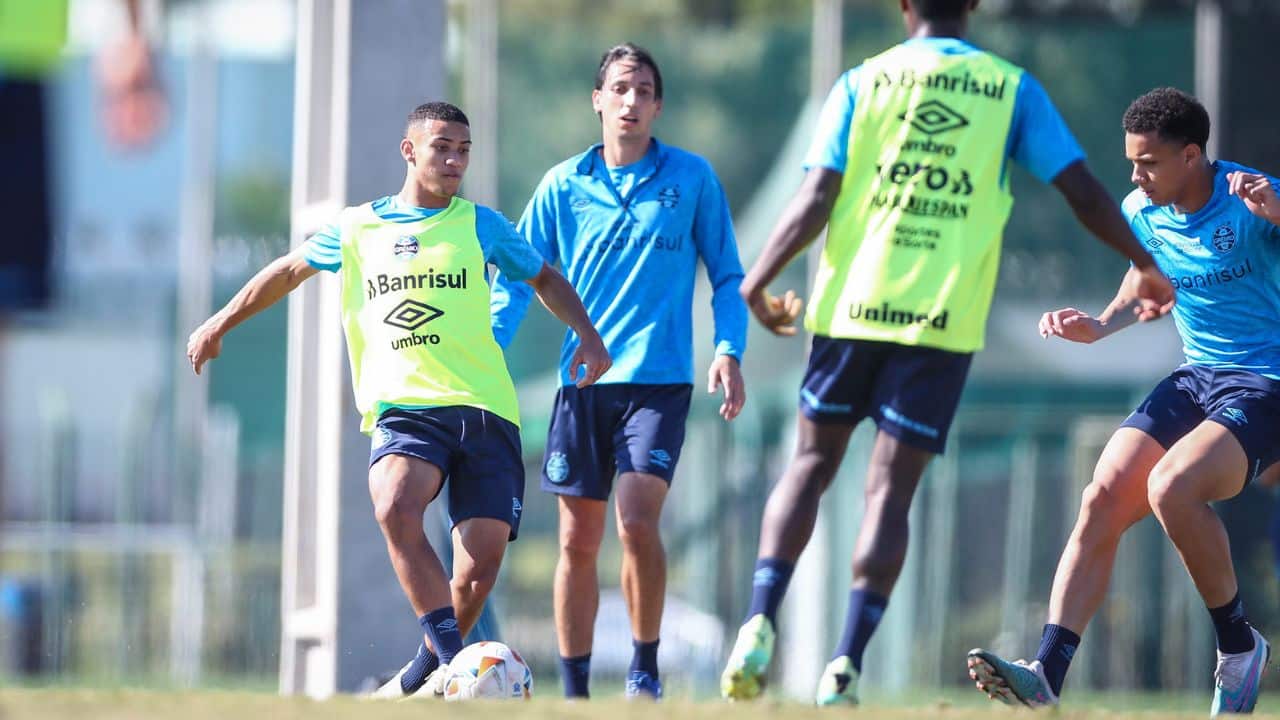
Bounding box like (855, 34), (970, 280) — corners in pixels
(401, 137), (415, 165)
(1184, 142), (1201, 167)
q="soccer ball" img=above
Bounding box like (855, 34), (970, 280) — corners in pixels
(443, 641), (533, 701)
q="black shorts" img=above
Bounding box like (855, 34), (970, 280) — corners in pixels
(1120, 365), (1280, 485)
(0, 79), (52, 310)
(541, 383), (693, 500)
(370, 406), (525, 540)
(799, 335), (972, 454)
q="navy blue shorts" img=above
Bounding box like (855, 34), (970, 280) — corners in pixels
(370, 407), (525, 540)
(799, 336), (972, 454)
(1120, 365), (1280, 485)
(541, 383), (693, 500)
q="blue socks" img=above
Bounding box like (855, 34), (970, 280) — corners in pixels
(746, 558), (795, 625)
(1209, 593), (1255, 654)
(422, 606), (464, 666)
(398, 642), (440, 694)
(630, 638), (660, 679)
(831, 588), (887, 672)
(559, 653), (591, 698)
(1035, 623), (1080, 696)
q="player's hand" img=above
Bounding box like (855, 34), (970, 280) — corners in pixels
(569, 331), (611, 388)
(98, 31), (167, 149)
(1122, 264), (1175, 321)
(186, 319), (224, 375)
(745, 287), (804, 336)
(706, 354), (745, 421)
(1228, 171), (1280, 224)
(1038, 307), (1104, 344)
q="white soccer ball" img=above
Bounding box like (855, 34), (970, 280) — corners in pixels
(442, 641), (533, 701)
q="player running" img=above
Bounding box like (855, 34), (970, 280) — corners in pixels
(719, 0), (1174, 705)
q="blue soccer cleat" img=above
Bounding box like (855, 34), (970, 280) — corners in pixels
(1211, 627), (1270, 716)
(967, 648), (1058, 709)
(624, 670), (663, 700)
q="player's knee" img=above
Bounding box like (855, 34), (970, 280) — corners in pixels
(790, 448), (840, 494)
(1077, 481), (1126, 532)
(559, 526), (602, 565)
(452, 563), (500, 601)
(616, 511), (662, 552)
(371, 495), (421, 538)
(1147, 463), (1193, 514)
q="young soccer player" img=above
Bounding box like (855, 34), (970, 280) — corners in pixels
(718, 0), (1175, 705)
(969, 87), (1280, 717)
(490, 43), (748, 699)
(186, 101), (610, 698)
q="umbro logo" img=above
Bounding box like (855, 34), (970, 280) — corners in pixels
(899, 100), (969, 136)
(383, 299), (444, 331)
(648, 449), (672, 469)
(435, 618), (458, 632)
(1222, 407), (1248, 426)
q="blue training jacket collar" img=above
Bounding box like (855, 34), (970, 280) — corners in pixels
(574, 137), (666, 176)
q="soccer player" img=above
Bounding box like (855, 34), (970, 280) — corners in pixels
(968, 87), (1280, 716)
(185, 102), (610, 698)
(718, 0), (1175, 706)
(489, 43), (748, 699)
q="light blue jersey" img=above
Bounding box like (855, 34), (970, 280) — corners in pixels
(490, 139), (748, 387)
(303, 194), (544, 282)
(805, 37), (1085, 185)
(1123, 161), (1280, 378)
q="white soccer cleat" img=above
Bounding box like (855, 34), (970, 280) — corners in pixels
(967, 648), (1059, 709)
(1210, 627), (1270, 716)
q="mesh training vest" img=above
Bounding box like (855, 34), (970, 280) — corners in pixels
(806, 43), (1023, 352)
(338, 197), (520, 432)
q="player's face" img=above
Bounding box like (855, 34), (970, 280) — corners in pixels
(593, 61), (662, 142)
(405, 120), (471, 198)
(1125, 131), (1199, 207)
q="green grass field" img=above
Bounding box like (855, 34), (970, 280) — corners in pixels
(0, 688), (1264, 720)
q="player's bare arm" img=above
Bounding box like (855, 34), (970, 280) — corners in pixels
(1228, 171), (1280, 226)
(740, 167), (842, 335)
(187, 247), (319, 375)
(1052, 161), (1175, 321)
(1039, 268), (1146, 344)
(526, 262), (611, 387)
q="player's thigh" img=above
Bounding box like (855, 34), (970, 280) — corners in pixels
(542, 385), (618, 500)
(615, 384), (693, 483)
(868, 342), (973, 456)
(558, 495), (608, 553)
(451, 517), (512, 581)
(1084, 427), (1164, 528)
(1150, 421), (1249, 504)
(367, 409), (458, 510)
(450, 409), (525, 540)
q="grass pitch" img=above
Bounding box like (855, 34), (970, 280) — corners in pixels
(0, 688), (1259, 720)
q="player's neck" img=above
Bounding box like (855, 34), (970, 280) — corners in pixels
(398, 179), (453, 210)
(909, 21), (967, 40)
(600, 135), (650, 168)
(1173, 164), (1216, 215)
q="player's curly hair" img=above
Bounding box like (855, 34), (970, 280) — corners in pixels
(406, 101), (469, 135)
(1122, 87), (1210, 152)
(595, 43), (663, 100)
(909, 0), (973, 20)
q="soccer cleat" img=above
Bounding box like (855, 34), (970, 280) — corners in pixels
(720, 614), (776, 701)
(967, 648), (1059, 708)
(624, 670), (663, 700)
(814, 656), (860, 706)
(406, 664), (450, 700)
(365, 659), (420, 700)
(1211, 626), (1270, 716)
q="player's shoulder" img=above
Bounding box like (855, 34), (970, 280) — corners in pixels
(654, 140), (715, 176)
(1216, 159), (1269, 180)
